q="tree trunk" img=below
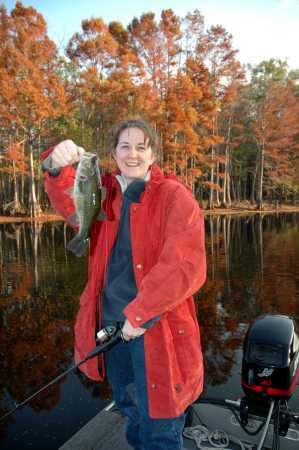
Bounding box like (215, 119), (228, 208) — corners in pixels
(250, 165), (258, 205)
(223, 115), (232, 207)
(209, 117), (216, 209)
(215, 161), (220, 206)
(256, 140), (265, 210)
(28, 143), (40, 217)
(226, 170), (232, 206)
(209, 144), (215, 209)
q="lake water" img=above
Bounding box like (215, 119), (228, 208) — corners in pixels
(0, 213), (298, 449)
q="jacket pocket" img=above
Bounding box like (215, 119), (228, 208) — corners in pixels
(168, 318), (202, 383)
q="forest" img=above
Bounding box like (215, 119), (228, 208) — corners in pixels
(1, 1), (299, 217)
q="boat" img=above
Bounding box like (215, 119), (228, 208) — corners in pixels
(182, 314), (299, 449)
(60, 314), (299, 450)
(2, 315), (299, 450)
(183, 397), (299, 449)
(59, 396), (299, 450)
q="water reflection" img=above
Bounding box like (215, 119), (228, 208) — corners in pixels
(0, 214), (298, 449)
(0, 221), (111, 450)
(198, 213), (299, 393)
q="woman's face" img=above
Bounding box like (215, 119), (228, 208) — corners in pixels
(114, 127), (155, 184)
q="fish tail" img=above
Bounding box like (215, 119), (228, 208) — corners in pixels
(67, 235), (89, 257)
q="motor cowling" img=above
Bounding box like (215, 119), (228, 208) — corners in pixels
(242, 315), (299, 400)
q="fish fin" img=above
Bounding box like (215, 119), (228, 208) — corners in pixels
(67, 235), (89, 257)
(67, 212), (80, 228)
(95, 160), (102, 187)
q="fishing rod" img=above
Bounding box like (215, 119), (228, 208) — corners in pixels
(0, 325), (123, 424)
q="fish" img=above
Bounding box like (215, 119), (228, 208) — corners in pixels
(67, 152), (103, 257)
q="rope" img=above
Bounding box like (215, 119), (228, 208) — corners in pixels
(256, 399), (275, 450)
(183, 424), (255, 450)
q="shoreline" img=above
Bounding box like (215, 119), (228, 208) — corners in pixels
(0, 214), (65, 224)
(0, 206), (299, 223)
(202, 207), (299, 216)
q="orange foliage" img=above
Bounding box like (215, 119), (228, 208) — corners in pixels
(253, 81), (299, 186)
(0, 2), (69, 131)
(1, 140), (29, 176)
(2, 4), (297, 204)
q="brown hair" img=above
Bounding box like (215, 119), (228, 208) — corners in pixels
(111, 119), (159, 156)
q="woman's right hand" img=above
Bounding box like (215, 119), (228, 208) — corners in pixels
(51, 140), (85, 168)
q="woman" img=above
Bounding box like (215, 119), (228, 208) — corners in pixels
(41, 119), (206, 450)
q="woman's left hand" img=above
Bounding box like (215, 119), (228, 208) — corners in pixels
(122, 319), (146, 341)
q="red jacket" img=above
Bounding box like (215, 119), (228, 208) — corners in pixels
(42, 158), (206, 418)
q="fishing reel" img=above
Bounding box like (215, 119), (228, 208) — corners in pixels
(97, 325), (119, 343)
(96, 325), (124, 345)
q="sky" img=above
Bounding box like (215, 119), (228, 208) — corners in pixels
(3, 0), (299, 70)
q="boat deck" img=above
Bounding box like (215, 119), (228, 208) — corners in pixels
(59, 404), (196, 450)
(59, 406), (132, 450)
(59, 402), (299, 450)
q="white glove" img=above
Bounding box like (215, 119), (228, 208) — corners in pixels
(51, 140), (85, 169)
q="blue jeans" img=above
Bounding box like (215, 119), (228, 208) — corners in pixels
(105, 335), (186, 450)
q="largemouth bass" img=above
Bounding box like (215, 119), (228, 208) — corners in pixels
(67, 152), (102, 257)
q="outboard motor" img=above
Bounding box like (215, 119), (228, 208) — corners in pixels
(242, 315), (299, 400)
(190, 314), (299, 449)
(190, 315), (299, 449)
